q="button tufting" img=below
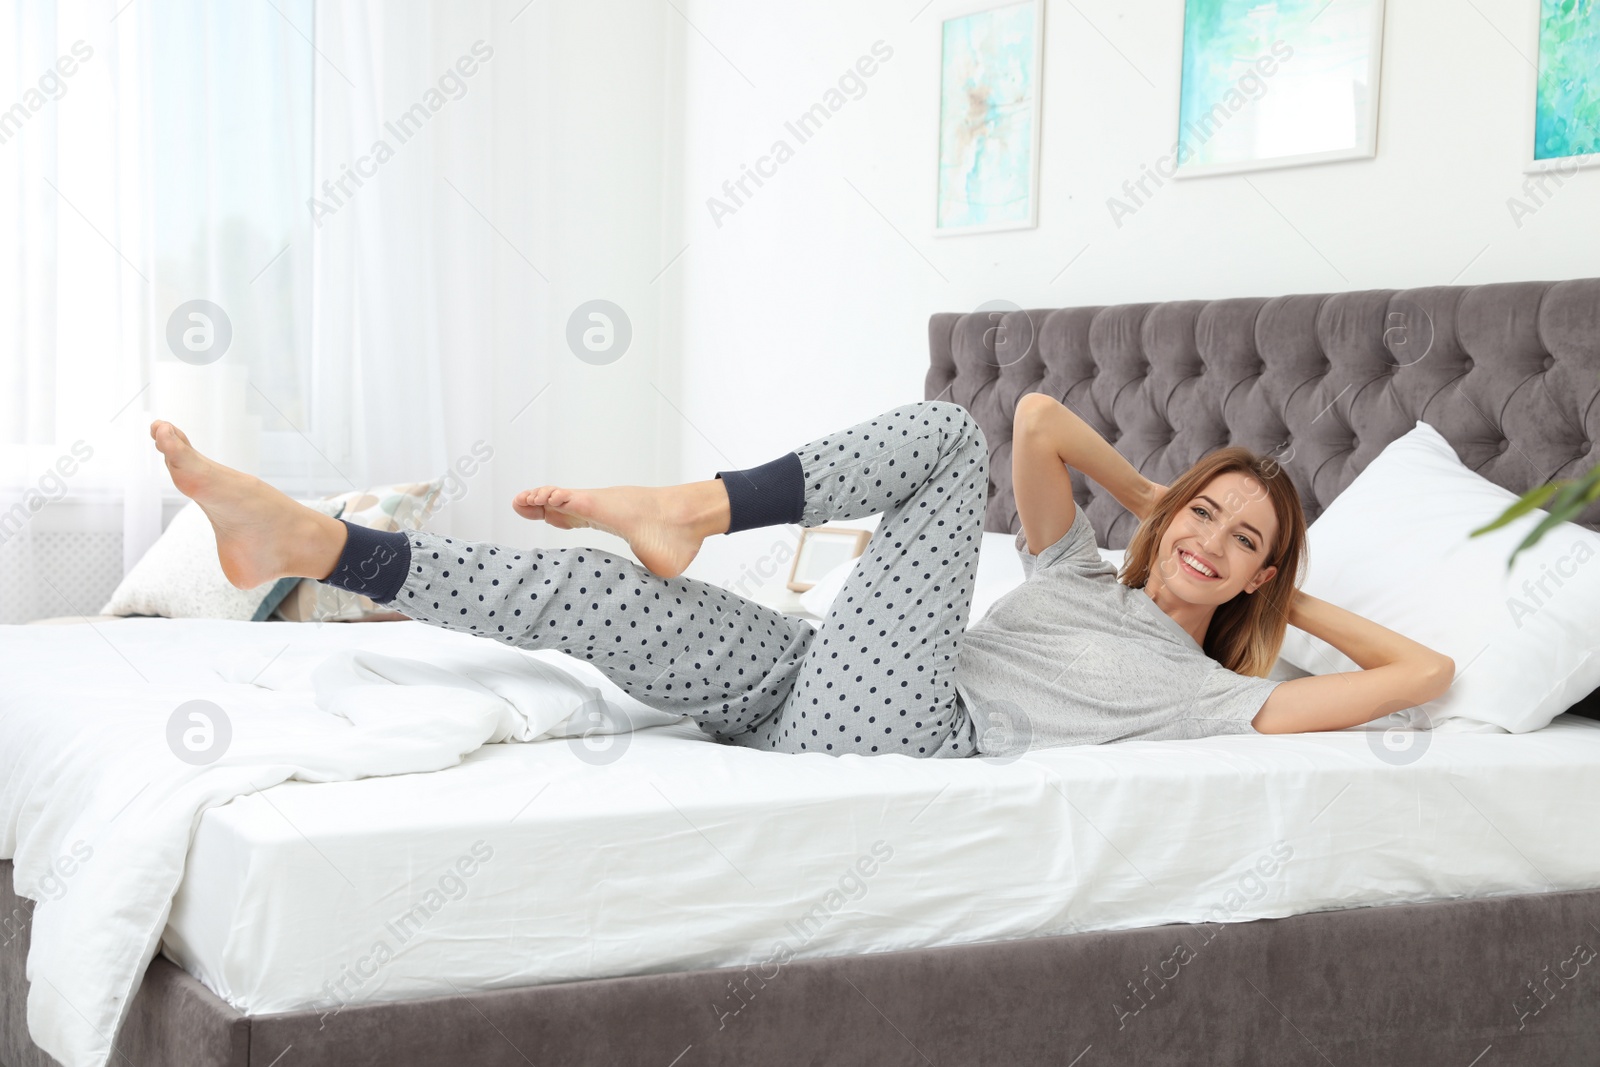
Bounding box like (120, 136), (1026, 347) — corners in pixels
(1543, 355), (1555, 371)
(1463, 357), (1475, 372)
(1496, 438), (1509, 453)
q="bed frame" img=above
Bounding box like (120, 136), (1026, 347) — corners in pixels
(7, 276), (1600, 1066)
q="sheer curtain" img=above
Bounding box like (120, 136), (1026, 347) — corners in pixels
(298, 0), (501, 532)
(0, 0), (499, 622)
(308, 0), (496, 493)
(1, 0), (162, 622)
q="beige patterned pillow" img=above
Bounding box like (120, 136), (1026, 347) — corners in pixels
(273, 479), (444, 622)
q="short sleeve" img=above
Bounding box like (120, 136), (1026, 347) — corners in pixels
(1188, 663), (1281, 735)
(1015, 506), (1111, 580)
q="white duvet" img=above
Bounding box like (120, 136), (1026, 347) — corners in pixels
(0, 618), (675, 1067)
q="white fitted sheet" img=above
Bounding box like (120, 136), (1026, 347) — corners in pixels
(159, 619), (1600, 1014)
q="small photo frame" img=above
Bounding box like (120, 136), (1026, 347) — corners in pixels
(787, 526), (872, 593)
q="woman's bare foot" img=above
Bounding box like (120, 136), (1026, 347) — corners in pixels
(149, 421), (348, 588)
(511, 481), (730, 578)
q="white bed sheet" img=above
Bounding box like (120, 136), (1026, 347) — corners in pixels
(160, 619), (1600, 1017)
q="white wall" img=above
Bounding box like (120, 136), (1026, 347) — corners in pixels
(478, 0), (828, 594)
(665, 0), (1597, 453)
(467, 0), (683, 554)
(498, 0), (1598, 592)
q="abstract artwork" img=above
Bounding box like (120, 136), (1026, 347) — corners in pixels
(935, 1), (1043, 234)
(1175, 0), (1385, 177)
(1532, 0), (1600, 167)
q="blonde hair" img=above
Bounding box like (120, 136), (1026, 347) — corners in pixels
(1116, 447), (1307, 678)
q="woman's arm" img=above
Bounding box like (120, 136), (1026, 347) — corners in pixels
(1011, 393), (1163, 555)
(1251, 591), (1455, 734)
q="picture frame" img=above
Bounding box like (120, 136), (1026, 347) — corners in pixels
(1172, 0), (1386, 180)
(932, 0), (1045, 235)
(1523, 0), (1600, 175)
(787, 526), (873, 593)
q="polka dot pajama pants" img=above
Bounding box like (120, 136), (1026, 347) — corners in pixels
(388, 401), (987, 758)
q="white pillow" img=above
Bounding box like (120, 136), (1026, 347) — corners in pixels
(102, 499), (344, 621)
(799, 529), (1119, 625)
(974, 531), (1027, 621)
(1277, 420), (1600, 733)
(797, 552), (861, 618)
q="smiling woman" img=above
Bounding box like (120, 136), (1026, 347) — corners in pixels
(984, 391), (1454, 745)
(1116, 445), (1305, 674)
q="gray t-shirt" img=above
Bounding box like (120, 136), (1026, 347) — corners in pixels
(955, 507), (1281, 756)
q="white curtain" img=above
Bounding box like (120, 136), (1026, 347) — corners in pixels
(0, 0), (159, 621)
(309, 0), (498, 511)
(0, 0), (501, 622)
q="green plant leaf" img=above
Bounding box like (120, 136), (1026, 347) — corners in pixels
(1506, 492), (1592, 570)
(1549, 475), (1591, 515)
(1464, 459), (1600, 569)
(1469, 481), (1561, 538)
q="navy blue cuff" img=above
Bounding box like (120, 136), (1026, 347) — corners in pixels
(715, 452), (805, 534)
(324, 521), (411, 604)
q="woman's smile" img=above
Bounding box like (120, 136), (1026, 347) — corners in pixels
(1176, 547), (1221, 580)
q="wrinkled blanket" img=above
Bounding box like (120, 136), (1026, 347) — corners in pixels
(0, 618), (669, 1067)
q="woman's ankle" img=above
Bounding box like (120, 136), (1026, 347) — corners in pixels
(296, 511), (350, 580)
(681, 480), (732, 538)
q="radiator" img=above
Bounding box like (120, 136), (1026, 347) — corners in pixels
(0, 530), (125, 624)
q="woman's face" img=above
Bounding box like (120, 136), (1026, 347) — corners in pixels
(1152, 472), (1280, 605)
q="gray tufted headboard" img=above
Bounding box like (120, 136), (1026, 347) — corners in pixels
(928, 278), (1600, 548)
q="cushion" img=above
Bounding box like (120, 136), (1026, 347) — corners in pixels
(273, 479), (444, 622)
(799, 529), (1117, 625)
(101, 499), (345, 621)
(1277, 420), (1600, 733)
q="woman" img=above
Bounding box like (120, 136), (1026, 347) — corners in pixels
(149, 397), (1453, 758)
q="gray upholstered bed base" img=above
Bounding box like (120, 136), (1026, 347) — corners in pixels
(8, 276), (1600, 1065)
(5, 860), (1600, 1066)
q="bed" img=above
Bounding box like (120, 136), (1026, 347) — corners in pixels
(6, 276), (1600, 1066)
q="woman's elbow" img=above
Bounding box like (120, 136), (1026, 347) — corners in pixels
(1419, 655), (1455, 703)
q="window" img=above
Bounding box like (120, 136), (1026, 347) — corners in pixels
(1, 0), (319, 489)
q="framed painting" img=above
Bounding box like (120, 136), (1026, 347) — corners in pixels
(933, 0), (1044, 235)
(1173, 0), (1386, 179)
(1526, 0), (1600, 173)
